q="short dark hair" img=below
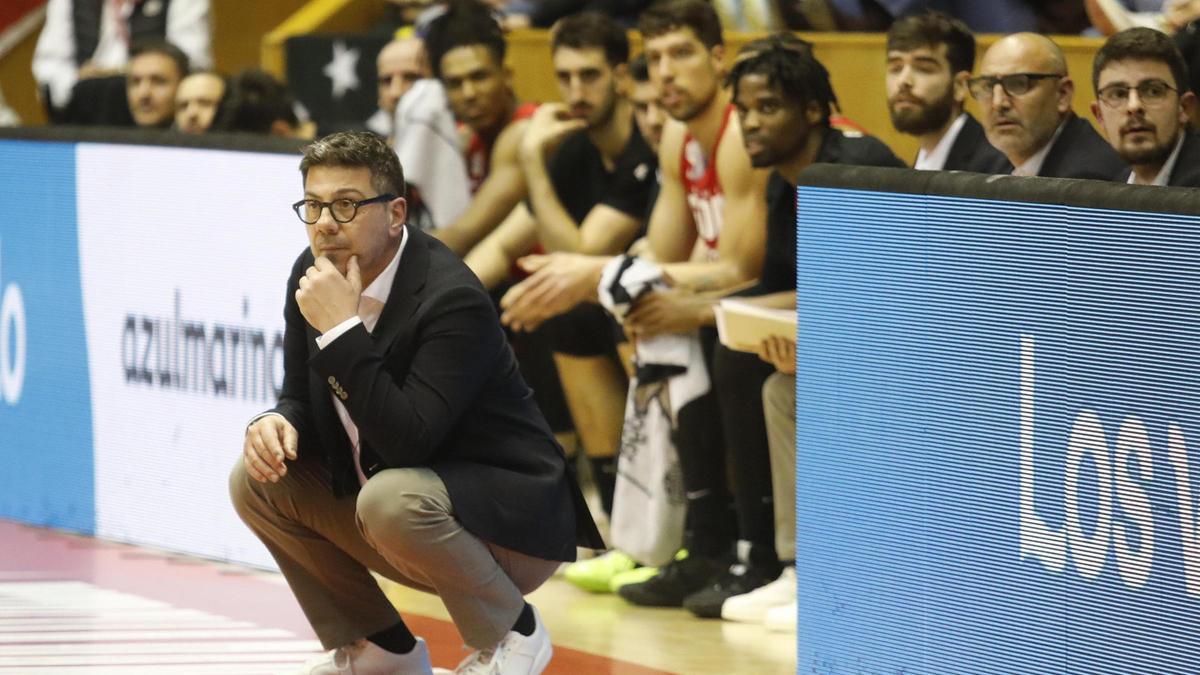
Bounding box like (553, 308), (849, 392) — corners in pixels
(886, 11), (976, 76)
(1093, 26), (1191, 93)
(727, 36), (836, 126)
(552, 12), (629, 66)
(424, 0), (507, 79)
(630, 53), (649, 83)
(218, 68), (298, 134)
(300, 131), (406, 198)
(128, 40), (189, 78)
(638, 0), (723, 49)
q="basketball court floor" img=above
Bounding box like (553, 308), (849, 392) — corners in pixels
(0, 520), (795, 674)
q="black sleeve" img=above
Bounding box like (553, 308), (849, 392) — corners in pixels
(270, 250), (316, 455)
(306, 283), (509, 467)
(600, 133), (657, 218)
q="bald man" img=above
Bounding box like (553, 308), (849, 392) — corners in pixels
(367, 37), (431, 138)
(970, 32), (1127, 180)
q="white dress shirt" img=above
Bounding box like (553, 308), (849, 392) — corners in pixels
(315, 226), (408, 485)
(914, 113), (968, 171)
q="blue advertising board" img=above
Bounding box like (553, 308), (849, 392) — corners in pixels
(796, 182), (1200, 673)
(0, 140), (94, 533)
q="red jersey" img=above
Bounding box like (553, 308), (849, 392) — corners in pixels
(681, 104), (734, 261)
(465, 101), (539, 194)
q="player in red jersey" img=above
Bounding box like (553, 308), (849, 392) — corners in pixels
(424, 0), (538, 256)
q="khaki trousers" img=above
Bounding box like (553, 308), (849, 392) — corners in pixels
(229, 458), (559, 650)
(763, 372), (796, 562)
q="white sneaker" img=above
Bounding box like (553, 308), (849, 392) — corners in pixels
(295, 637), (433, 674)
(763, 601), (797, 633)
(721, 567), (795, 624)
(437, 605), (552, 674)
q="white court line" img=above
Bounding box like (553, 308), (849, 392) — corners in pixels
(0, 652), (317, 666)
(0, 665), (300, 674)
(0, 620), (259, 631)
(0, 608), (220, 619)
(0, 614), (243, 627)
(0, 628), (295, 642)
(0, 639), (323, 656)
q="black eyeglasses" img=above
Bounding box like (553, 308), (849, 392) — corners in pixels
(1097, 79), (1178, 108)
(292, 193), (396, 224)
(968, 73), (1064, 101)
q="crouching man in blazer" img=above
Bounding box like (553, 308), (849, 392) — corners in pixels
(230, 131), (604, 675)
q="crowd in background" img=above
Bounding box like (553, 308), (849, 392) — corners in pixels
(9, 0), (1200, 642)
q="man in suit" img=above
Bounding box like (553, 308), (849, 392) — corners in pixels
(885, 11), (1008, 172)
(229, 131), (602, 675)
(1092, 27), (1200, 186)
(972, 32), (1129, 180)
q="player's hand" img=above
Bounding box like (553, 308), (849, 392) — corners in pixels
(296, 255), (362, 333)
(243, 414), (298, 483)
(500, 253), (602, 331)
(757, 335), (796, 374)
(520, 103), (587, 162)
(625, 289), (708, 338)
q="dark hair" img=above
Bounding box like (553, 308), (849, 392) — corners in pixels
(1093, 26), (1191, 93)
(727, 36), (836, 126)
(638, 0), (723, 49)
(128, 40), (189, 78)
(218, 68), (298, 134)
(552, 12), (629, 66)
(886, 11), (976, 76)
(424, 0), (507, 78)
(300, 131), (406, 198)
(630, 53), (649, 83)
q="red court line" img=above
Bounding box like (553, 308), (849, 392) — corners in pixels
(0, 520), (668, 674)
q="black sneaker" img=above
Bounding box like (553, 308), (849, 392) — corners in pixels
(682, 563), (776, 618)
(616, 550), (724, 607)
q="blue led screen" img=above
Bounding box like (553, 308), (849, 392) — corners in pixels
(795, 168), (1200, 673)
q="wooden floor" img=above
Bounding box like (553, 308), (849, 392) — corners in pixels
(0, 520), (795, 674)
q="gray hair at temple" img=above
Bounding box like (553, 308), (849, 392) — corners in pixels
(300, 131), (406, 198)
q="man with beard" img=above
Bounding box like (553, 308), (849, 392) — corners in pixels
(126, 41), (188, 129)
(885, 12), (1007, 172)
(1092, 27), (1200, 186)
(972, 33), (1128, 180)
(462, 14), (657, 568)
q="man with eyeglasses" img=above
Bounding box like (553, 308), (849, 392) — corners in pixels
(1092, 27), (1200, 186)
(229, 131), (603, 675)
(885, 12), (1006, 172)
(972, 33), (1128, 180)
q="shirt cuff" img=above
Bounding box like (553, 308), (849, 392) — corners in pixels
(245, 411), (285, 434)
(316, 316), (363, 349)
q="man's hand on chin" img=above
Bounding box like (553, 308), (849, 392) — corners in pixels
(297, 255), (363, 333)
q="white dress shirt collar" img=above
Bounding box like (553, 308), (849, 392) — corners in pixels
(1012, 119), (1068, 177)
(914, 113), (968, 171)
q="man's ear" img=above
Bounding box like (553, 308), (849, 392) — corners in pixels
(1058, 76), (1075, 114)
(806, 100), (823, 127)
(710, 44), (726, 76)
(390, 196), (408, 233)
(613, 63), (631, 96)
(1090, 100), (1109, 139)
(953, 70), (970, 106)
(1180, 90), (1196, 127)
